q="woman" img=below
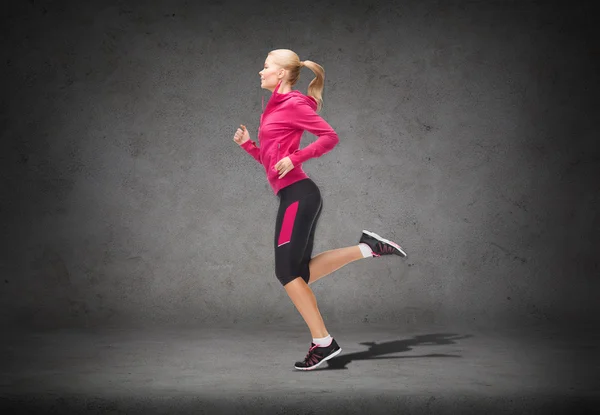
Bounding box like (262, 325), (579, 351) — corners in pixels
(233, 49), (407, 371)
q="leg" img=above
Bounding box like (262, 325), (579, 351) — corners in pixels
(274, 181), (349, 369)
(284, 277), (328, 338)
(274, 191), (331, 338)
(286, 275), (344, 371)
(298, 196), (367, 285)
(307, 245), (364, 285)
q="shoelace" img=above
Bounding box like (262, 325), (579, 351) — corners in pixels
(304, 344), (322, 365)
(377, 243), (395, 254)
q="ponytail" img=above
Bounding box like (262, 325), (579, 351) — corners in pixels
(301, 60), (325, 112)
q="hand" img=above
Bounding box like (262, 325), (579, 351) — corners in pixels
(233, 124), (250, 145)
(274, 156), (294, 179)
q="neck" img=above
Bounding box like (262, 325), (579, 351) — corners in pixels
(273, 81), (292, 94)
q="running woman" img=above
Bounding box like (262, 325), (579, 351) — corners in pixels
(232, 49), (407, 371)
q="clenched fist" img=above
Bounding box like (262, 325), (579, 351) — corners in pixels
(233, 124), (250, 145)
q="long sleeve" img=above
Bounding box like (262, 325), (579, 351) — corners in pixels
(240, 139), (262, 164)
(287, 100), (339, 167)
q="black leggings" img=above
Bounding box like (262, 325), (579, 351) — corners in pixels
(274, 178), (323, 286)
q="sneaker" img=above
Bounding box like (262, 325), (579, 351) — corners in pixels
(359, 230), (407, 258)
(294, 339), (342, 371)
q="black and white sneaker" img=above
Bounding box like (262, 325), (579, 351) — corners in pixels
(294, 339), (342, 371)
(359, 230), (407, 258)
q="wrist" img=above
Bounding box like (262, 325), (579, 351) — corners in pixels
(289, 152), (302, 166)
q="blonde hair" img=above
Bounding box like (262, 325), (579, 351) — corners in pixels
(268, 49), (325, 112)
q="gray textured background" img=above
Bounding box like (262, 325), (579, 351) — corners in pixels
(1, 0), (598, 330)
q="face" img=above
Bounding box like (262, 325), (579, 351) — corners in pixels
(259, 56), (283, 91)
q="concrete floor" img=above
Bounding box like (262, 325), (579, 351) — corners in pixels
(0, 322), (597, 414)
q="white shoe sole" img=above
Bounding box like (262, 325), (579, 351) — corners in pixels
(363, 230), (407, 257)
(294, 347), (342, 371)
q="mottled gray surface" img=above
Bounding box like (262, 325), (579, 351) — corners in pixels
(1, 324), (598, 413)
(1, 0), (598, 331)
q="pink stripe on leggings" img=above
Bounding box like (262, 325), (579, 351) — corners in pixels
(278, 201), (299, 247)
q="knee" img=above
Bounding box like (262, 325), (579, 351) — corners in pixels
(281, 276), (305, 288)
(277, 274), (302, 287)
(276, 263), (309, 286)
(276, 261), (307, 285)
(276, 258), (297, 281)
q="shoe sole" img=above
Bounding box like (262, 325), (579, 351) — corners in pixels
(363, 230), (407, 257)
(294, 347), (343, 371)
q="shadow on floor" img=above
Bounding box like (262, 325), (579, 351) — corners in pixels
(319, 333), (472, 370)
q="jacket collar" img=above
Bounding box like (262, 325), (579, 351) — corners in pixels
(261, 80), (318, 114)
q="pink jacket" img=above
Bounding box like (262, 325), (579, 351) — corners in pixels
(240, 80), (339, 195)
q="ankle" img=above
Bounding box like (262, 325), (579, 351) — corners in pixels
(313, 334), (332, 347)
(358, 243), (373, 258)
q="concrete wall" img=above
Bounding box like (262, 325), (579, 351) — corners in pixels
(2, 0), (597, 329)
